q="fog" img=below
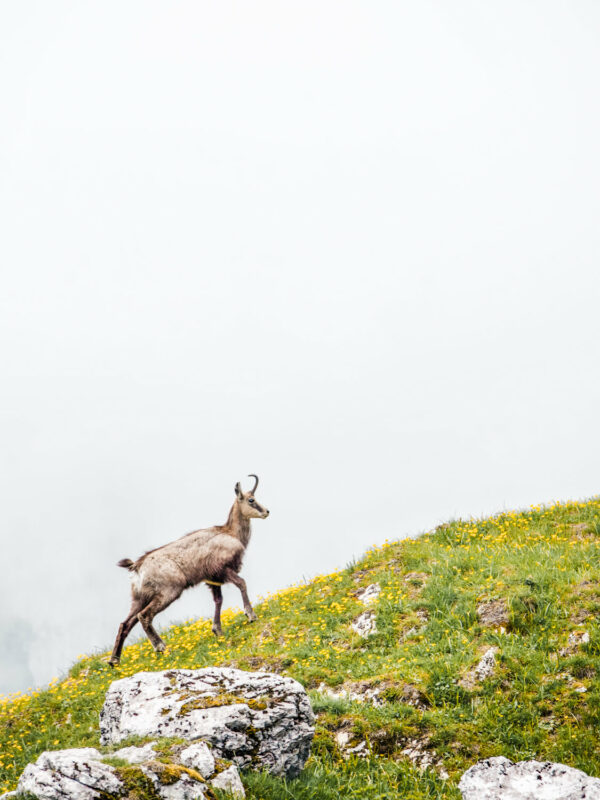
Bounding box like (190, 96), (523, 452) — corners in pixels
(1, 1), (599, 694)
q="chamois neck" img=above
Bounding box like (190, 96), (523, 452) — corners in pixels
(224, 502), (251, 547)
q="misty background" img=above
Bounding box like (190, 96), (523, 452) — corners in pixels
(1, 1), (599, 695)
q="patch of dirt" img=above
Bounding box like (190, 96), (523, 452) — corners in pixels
(404, 572), (429, 586)
(396, 683), (429, 710)
(477, 598), (509, 628)
(352, 568), (378, 584)
(569, 523), (593, 540)
(570, 608), (591, 624)
(229, 656), (284, 673)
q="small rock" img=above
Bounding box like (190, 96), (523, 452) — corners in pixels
(335, 731), (350, 748)
(17, 749), (123, 800)
(401, 626), (418, 642)
(351, 610), (377, 638)
(333, 731), (368, 759)
(559, 630), (590, 656)
(210, 765), (245, 797)
(179, 742), (215, 778)
(355, 583), (381, 606)
(477, 599), (509, 628)
(416, 609), (429, 624)
(475, 647), (498, 681)
(110, 742), (158, 764)
(316, 681), (383, 707)
(140, 765), (207, 800)
(345, 740), (368, 757)
(400, 736), (446, 777)
(459, 756), (600, 800)
(399, 683), (428, 709)
(460, 647), (499, 690)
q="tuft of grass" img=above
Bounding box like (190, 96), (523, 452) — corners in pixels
(2, 497), (600, 797)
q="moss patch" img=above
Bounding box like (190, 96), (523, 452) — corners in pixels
(113, 765), (162, 800)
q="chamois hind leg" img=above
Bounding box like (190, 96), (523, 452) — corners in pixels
(225, 568), (257, 622)
(209, 584), (223, 637)
(137, 589), (181, 653)
(109, 598), (144, 666)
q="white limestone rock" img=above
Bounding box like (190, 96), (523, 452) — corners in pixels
(179, 742), (215, 778)
(475, 647), (499, 681)
(15, 749), (123, 800)
(100, 667), (314, 778)
(356, 583), (381, 606)
(139, 766), (208, 800)
(6, 745), (222, 800)
(459, 756), (600, 800)
(110, 741), (157, 764)
(352, 610), (377, 637)
(316, 681), (384, 707)
(210, 765), (246, 797)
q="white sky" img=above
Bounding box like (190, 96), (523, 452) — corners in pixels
(1, 1), (599, 693)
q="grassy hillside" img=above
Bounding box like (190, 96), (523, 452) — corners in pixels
(2, 498), (600, 799)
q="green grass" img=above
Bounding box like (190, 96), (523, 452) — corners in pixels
(2, 497), (600, 799)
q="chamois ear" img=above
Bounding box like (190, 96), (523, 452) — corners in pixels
(234, 482), (243, 499)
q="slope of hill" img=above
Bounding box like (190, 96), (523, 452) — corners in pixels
(2, 498), (600, 799)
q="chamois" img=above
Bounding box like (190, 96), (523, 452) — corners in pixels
(109, 475), (269, 666)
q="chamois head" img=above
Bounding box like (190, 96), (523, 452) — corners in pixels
(234, 474), (269, 519)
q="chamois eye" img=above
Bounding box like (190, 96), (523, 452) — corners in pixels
(248, 498), (255, 504)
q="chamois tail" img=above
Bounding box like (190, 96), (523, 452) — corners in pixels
(117, 558), (134, 569)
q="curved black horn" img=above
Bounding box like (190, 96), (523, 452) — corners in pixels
(248, 474), (259, 494)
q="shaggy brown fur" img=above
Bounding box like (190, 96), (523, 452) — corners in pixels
(109, 475), (269, 666)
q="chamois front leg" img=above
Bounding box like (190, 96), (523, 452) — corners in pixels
(210, 584), (223, 637)
(225, 567), (257, 622)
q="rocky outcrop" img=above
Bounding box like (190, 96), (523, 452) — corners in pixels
(100, 667), (314, 778)
(459, 756), (600, 800)
(2, 742), (244, 800)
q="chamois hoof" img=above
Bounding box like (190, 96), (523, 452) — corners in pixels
(246, 611), (258, 623)
(212, 626), (223, 637)
(154, 642), (166, 654)
(108, 657), (120, 668)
